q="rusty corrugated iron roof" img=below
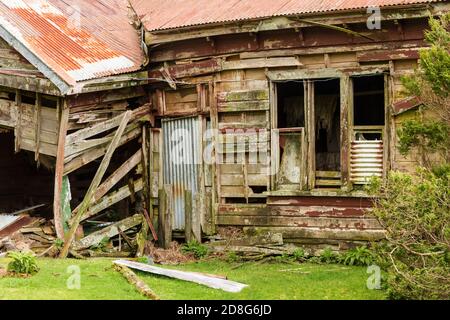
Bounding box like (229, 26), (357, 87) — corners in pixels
(0, 0), (145, 87)
(131, 0), (444, 32)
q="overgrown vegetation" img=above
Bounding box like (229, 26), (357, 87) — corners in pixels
(367, 171), (449, 299)
(7, 251), (39, 275)
(181, 241), (209, 259)
(368, 13), (450, 300)
(398, 13), (450, 167)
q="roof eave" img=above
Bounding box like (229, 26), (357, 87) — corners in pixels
(0, 24), (72, 96)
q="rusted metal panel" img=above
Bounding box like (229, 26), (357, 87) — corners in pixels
(0, 0), (145, 86)
(162, 116), (201, 231)
(132, 0), (442, 32)
(392, 95), (422, 115)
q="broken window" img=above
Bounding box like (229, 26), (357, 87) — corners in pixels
(276, 81), (305, 128)
(351, 75), (385, 184)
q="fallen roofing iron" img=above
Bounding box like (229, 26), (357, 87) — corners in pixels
(113, 260), (248, 293)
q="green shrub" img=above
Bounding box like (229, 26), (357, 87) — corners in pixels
(291, 248), (306, 262)
(318, 248), (339, 264)
(367, 170), (450, 299)
(7, 251), (39, 275)
(181, 241), (209, 259)
(341, 246), (375, 266)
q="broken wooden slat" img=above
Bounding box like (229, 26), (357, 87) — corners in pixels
(79, 179), (144, 222)
(73, 214), (142, 250)
(72, 150), (142, 215)
(60, 111), (132, 258)
(114, 260), (248, 293)
(63, 125), (141, 175)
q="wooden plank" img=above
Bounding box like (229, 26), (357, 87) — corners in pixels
(315, 171), (341, 178)
(192, 192), (202, 242)
(114, 260), (248, 293)
(60, 111), (132, 258)
(243, 227), (385, 241)
(218, 100), (269, 112)
(73, 214), (143, 250)
(158, 185), (173, 249)
(63, 125), (141, 174)
(217, 90), (269, 102)
(222, 57), (302, 70)
(218, 215), (382, 229)
(340, 75), (352, 191)
(72, 150), (142, 215)
(185, 189), (193, 242)
(53, 106), (69, 239)
(34, 93), (41, 161)
(81, 179), (144, 222)
(315, 179), (342, 186)
(220, 173), (267, 186)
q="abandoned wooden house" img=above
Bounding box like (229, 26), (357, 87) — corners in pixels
(0, 0), (448, 256)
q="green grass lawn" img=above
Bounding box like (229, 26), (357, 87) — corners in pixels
(0, 257), (386, 300)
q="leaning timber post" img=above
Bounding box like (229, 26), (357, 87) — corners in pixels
(184, 189), (193, 242)
(158, 185), (173, 249)
(59, 111), (132, 258)
(53, 104), (70, 239)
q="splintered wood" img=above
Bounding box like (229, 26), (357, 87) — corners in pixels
(114, 260), (248, 293)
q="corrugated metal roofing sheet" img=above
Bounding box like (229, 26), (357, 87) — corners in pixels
(0, 0), (145, 85)
(131, 0), (443, 31)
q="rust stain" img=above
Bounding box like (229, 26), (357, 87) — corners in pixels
(131, 0), (442, 32)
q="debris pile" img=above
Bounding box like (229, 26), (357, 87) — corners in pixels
(0, 216), (57, 255)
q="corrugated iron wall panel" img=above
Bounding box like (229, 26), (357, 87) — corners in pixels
(162, 116), (201, 231)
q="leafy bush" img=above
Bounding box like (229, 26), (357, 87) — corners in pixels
(7, 251), (39, 275)
(367, 170), (450, 299)
(341, 246), (375, 266)
(318, 248), (340, 264)
(181, 241), (209, 259)
(291, 248), (306, 262)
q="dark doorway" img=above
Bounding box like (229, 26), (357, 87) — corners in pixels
(314, 79), (341, 173)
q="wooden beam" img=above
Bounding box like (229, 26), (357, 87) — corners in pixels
(73, 214), (143, 250)
(63, 124), (141, 175)
(53, 105), (69, 239)
(340, 75), (352, 191)
(185, 189), (193, 243)
(14, 89), (21, 152)
(34, 92), (41, 162)
(60, 111), (132, 258)
(80, 179), (144, 222)
(71, 150), (142, 215)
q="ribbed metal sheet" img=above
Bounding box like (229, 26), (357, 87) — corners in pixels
(0, 214), (20, 230)
(131, 0), (442, 31)
(162, 116), (201, 231)
(0, 0), (145, 85)
(350, 140), (384, 184)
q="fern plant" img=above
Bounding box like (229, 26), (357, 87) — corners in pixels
(341, 246), (375, 266)
(7, 251), (39, 275)
(181, 241), (209, 259)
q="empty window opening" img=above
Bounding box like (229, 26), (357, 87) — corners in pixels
(276, 81), (305, 128)
(314, 79), (341, 172)
(353, 75), (385, 128)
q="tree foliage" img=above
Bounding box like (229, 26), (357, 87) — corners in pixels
(399, 13), (450, 166)
(371, 14), (450, 299)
